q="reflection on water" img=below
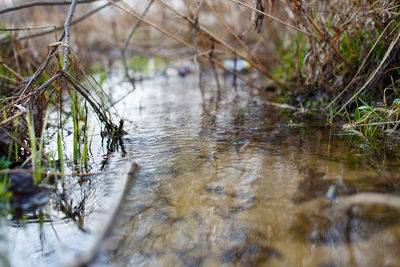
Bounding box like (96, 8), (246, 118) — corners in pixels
(6, 73), (400, 266)
(99, 74), (400, 267)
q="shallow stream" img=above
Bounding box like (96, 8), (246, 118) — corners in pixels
(7, 73), (400, 266)
(101, 74), (400, 266)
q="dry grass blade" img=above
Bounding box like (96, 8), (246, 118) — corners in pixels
(0, 111), (25, 127)
(224, 0), (314, 37)
(325, 21), (394, 113)
(1, 62), (24, 80)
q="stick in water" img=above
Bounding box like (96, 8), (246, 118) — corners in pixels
(67, 162), (140, 267)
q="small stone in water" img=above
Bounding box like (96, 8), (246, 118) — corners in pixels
(8, 172), (48, 212)
(220, 242), (282, 265)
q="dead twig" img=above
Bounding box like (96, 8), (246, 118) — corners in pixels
(0, 72), (62, 127)
(121, 0), (156, 87)
(26, 72), (63, 102)
(0, 25), (56, 31)
(0, 62), (24, 81)
(0, 0), (100, 15)
(340, 192), (400, 211)
(0, 1), (118, 45)
(63, 0), (78, 71)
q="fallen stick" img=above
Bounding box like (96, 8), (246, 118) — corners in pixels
(340, 192), (400, 211)
(67, 162), (140, 267)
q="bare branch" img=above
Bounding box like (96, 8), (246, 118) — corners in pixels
(0, 0), (100, 15)
(63, 0), (78, 71)
(25, 72), (63, 104)
(0, 2), (116, 45)
(0, 25), (56, 31)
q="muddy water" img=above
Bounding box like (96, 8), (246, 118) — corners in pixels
(96, 74), (400, 267)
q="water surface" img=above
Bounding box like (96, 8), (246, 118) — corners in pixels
(6, 72), (400, 267)
(99, 74), (400, 267)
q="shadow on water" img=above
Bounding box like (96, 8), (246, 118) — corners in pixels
(6, 73), (400, 266)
